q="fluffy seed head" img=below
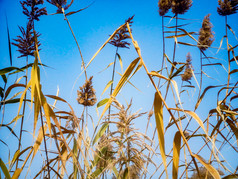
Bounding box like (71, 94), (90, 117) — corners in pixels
(217, 0), (238, 16)
(171, 0), (192, 15)
(77, 76), (97, 106)
(198, 14), (214, 51)
(158, 0), (172, 16)
(181, 52), (193, 81)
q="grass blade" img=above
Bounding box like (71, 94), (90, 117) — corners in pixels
(154, 92), (168, 178)
(172, 131), (181, 179)
(193, 154), (221, 179)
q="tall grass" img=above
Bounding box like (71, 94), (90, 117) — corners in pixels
(0, 0), (238, 178)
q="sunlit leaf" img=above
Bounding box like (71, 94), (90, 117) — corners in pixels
(92, 123), (109, 145)
(193, 154), (221, 179)
(154, 92), (168, 178)
(173, 131), (181, 179)
(100, 57), (140, 120)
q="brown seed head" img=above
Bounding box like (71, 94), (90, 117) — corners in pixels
(12, 23), (41, 58)
(181, 52), (193, 81)
(109, 15), (134, 49)
(171, 0), (192, 15)
(47, 0), (74, 13)
(217, 0), (238, 16)
(158, 0), (172, 16)
(77, 76), (97, 106)
(21, 0), (47, 23)
(198, 14), (214, 51)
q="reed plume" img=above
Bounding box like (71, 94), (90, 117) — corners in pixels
(171, 0), (192, 15)
(77, 76), (97, 106)
(198, 14), (214, 51)
(217, 0), (238, 16)
(158, 0), (172, 16)
(181, 52), (193, 81)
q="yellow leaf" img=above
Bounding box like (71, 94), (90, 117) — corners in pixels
(193, 154), (221, 179)
(101, 80), (113, 97)
(32, 125), (47, 159)
(170, 108), (207, 135)
(100, 57), (140, 120)
(172, 131), (181, 179)
(12, 168), (22, 179)
(154, 92), (168, 178)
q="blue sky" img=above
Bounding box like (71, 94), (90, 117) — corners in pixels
(0, 0), (238, 178)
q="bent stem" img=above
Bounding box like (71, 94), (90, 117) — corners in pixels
(62, 8), (87, 80)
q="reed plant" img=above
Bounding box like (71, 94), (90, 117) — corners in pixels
(0, 0), (238, 179)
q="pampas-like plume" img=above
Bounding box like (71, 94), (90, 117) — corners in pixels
(198, 14), (214, 51)
(12, 23), (41, 58)
(109, 15), (134, 49)
(171, 0), (192, 15)
(158, 0), (172, 16)
(46, 0), (74, 13)
(77, 76), (97, 106)
(181, 52), (193, 81)
(217, 0), (238, 16)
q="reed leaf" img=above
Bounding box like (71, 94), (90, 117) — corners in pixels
(154, 92), (168, 178)
(99, 57), (140, 120)
(172, 131), (181, 179)
(0, 158), (11, 179)
(193, 154), (221, 179)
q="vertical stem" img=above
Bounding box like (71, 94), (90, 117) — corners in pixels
(16, 56), (28, 169)
(62, 8), (87, 80)
(158, 16), (166, 87)
(108, 47), (119, 130)
(40, 108), (51, 179)
(225, 15), (230, 101)
(172, 15), (178, 63)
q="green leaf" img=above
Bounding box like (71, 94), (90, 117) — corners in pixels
(0, 67), (23, 76)
(92, 123), (109, 145)
(0, 158), (11, 179)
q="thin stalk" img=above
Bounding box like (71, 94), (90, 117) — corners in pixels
(225, 15), (231, 101)
(158, 16), (166, 87)
(62, 8), (87, 80)
(16, 56), (28, 169)
(172, 15), (178, 63)
(40, 107), (51, 179)
(108, 47), (119, 130)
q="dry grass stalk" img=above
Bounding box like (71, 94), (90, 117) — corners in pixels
(198, 14), (214, 51)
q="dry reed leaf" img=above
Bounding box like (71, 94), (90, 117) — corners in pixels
(154, 92), (168, 178)
(101, 80), (113, 97)
(12, 168), (22, 179)
(169, 108), (207, 135)
(116, 53), (123, 72)
(32, 124), (47, 159)
(172, 131), (181, 179)
(149, 71), (182, 107)
(193, 154), (221, 179)
(226, 119), (238, 147)
(60, 143), (68, 177)
(99, 57), (140, 120)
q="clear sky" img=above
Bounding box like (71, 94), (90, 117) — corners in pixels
(0, 0), (238, 178)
